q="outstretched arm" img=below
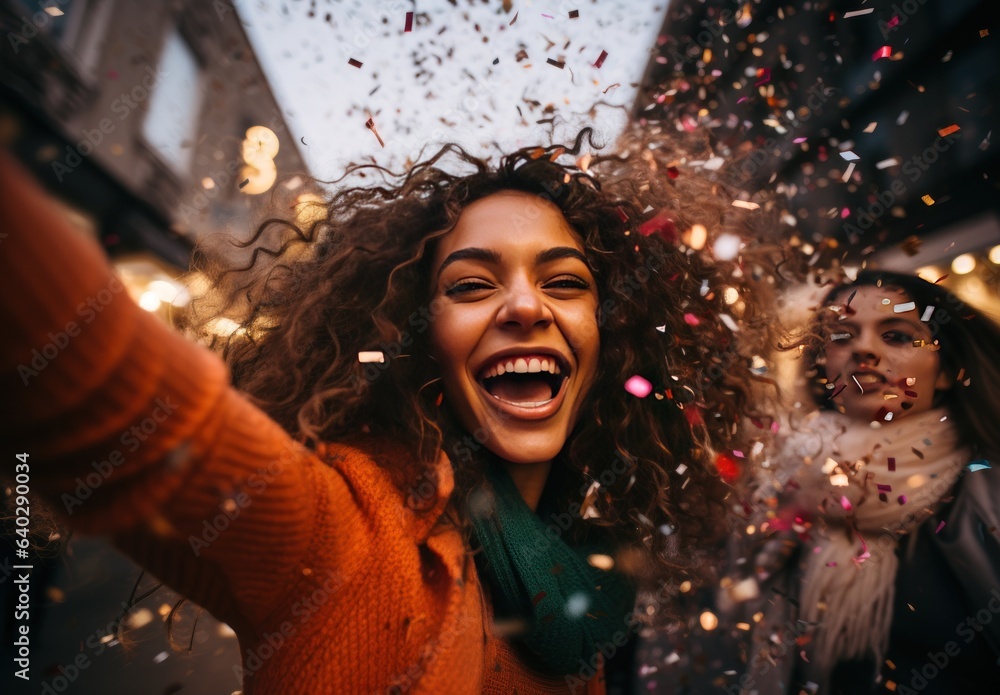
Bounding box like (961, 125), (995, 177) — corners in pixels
(0, 153), (365, 632)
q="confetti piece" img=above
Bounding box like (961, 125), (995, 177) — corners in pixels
(715, 453), (739, 483)
(493, 57), (499, 65)
(365, 117), (385, 148)
(676, 463), (688, 475)
(348, 58), (363, 68)
(509, 11), (518, 25)
(531, 590), (547, 606)
(872, 46), (892, 60)
(793, 136), (808, 144)
(754, 67), (771, 86)
(541, 13), (554, 19)
(153, 651), (169, 664)
(546, 58), (565, 69)
(732, 200), (761, 210)
(842, 162), (856, 182)
(921, 194), (935, 206)
(920, 306), (935, 322)
(238, 179), (250, 189)
(897, 495), (908, 505)
(966, 460), (992, 472)
(938, 124), (960, 137)
(897, 110), (910, 125)
(404, 11), (413, 32)
(840, 495), (853, 511)
(980, 29), (989, 38)
(843, 8), (874, 18)
(886, 16), (900, 30)
(594, 50), (608, 68)
(569, 10), (579, 19)
(684, 313), (700, 326)
(863, 122), (878, 133)
(840, 151), (860, 161)
(625, 375), (653, 398)
(876, 158), (900, 169)
(893, 301), (916, 313)
(358, 351), (385, 363)
(935, 521), (946, 534)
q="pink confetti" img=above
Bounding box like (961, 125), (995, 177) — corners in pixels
(935, 520), (946, 534)
(541, 13), (554, 19)
(897, 494), (908, 505)
(753, 67), (771, 86)
(876, 483), (892, 492)
(793, 137), (808, 143)
(872, 46), (892, 61)
(683, 313), (700, 326)
(887, 16), (900, 29)
(736, 96), (749, 104)
(625, 375), (653, 398)
(733, 450), (745, 458)
(840, 495), (853, 511)
(888, 457), (896, 471)
(771, 421), (780, 434)
(594, 50), (608, 68)
(826, 561), (838, 567)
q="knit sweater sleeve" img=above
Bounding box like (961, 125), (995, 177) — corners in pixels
(0, 153), (365, 631)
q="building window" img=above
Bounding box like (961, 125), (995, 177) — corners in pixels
(141, 27), (203, 176)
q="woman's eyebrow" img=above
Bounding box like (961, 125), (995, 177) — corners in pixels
(536, 247), (588, 265)
(436, 247), (501, 279)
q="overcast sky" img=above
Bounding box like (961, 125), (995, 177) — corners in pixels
(234, 0), (667, 179)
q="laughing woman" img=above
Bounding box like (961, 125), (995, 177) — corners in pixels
(0, 130), (771, 694)
(743, 271), (1000, 694)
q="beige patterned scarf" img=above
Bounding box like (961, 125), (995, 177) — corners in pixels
(780, 408), (968, 681)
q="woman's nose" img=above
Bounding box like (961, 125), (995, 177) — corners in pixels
(496, 280), (552, 329)
(851, 332), (881, 367)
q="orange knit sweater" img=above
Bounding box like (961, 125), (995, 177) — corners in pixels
(0, 154), (606, 694)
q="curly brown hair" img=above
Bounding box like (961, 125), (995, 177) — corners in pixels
(185, 127), (781, 595)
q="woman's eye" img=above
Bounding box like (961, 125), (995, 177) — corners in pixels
(545, 276), (590, 290)
(444, 280), (493, 296)
(883, 330), (912, 344)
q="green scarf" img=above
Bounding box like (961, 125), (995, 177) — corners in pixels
(470, 463), (637, 676)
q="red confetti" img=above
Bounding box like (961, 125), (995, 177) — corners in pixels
(569, 10), (579, 18)
(666, 166), (679, 179)
(615, 206), (629, 223)
(404, 11), (413, 32)
(531, 590), (547, 606)
(638, 213), (677, 242)
(886, 16), (900, 29)
(872, 46), (892, 60)
(888, 457), (896, 471)
(684, 406), (704, 428)
(715, 453), (740, 483)
(683, 313), (700, 326)
(348, 58), (363, 68)
(935, 520), (946, 534)
(594, 50), (608, 69)
(753, 67), (771, 86)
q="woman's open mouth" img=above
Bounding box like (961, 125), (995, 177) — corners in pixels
(477, 355), (569, 410)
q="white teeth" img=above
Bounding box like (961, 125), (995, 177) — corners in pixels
(483, 356), (563, 378)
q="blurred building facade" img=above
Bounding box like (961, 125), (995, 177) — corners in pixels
(633, 0), (999, 316)
(0, 0), (310, 320)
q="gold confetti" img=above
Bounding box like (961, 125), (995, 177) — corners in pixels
(921, 194), (935, 206)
